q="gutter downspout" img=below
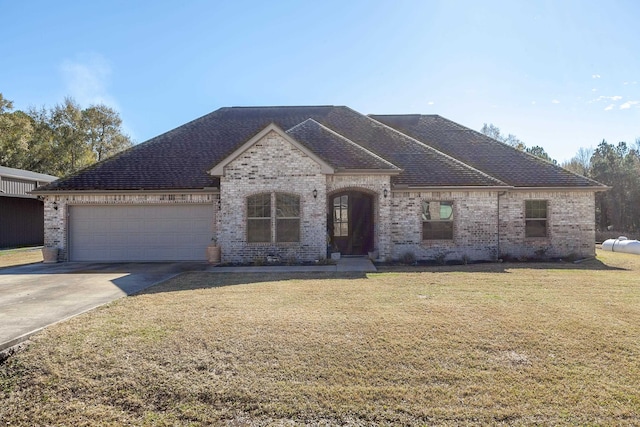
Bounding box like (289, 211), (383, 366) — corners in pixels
(497, 191), (507, 261)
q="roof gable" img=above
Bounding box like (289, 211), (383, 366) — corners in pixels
(209, 123), (334, 176)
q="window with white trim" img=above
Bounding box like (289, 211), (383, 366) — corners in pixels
(422, 201), (454, 240)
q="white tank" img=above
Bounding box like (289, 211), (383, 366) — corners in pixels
(601, 236), (640, 255)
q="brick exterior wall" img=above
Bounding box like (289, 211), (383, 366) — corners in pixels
(389, 189), (596, 262)
(498, 190), (596, 259)
(218, 130), (327, 263)
(390, 190), (499, 262)
(43, 193), (217, 262)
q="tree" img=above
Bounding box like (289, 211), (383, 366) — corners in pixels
(23, 106), (57, 174)
(48, 98), (94, 175)
(562, 147), (593, 176)
(0, 92), (133, 177)
(0, 93), (13, 113)
(0, 95), (35, 169)
(590, 140), (640, 232)
(82, 104), (132, 162)
(480, 123), (555, 161)
(526, 145), (557, 165)
(480, 123), (526, 150)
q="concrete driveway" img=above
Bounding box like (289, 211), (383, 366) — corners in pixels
(0, 262), (208, 351)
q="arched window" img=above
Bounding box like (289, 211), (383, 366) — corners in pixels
(247, 193), (300, 243)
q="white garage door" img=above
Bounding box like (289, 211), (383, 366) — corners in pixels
(69, 204), (213, 261)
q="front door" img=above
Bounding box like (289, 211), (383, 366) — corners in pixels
(330, 191), (374, 255)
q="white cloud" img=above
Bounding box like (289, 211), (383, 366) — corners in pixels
(592, 88), (597, 92)
(531, 101), (536, 105)
(60, 53), (118, 108)
(620, 101), (639, 110)
(604, 104), (614, 111)
(427, 101), (434, 105)
(592, 74), (601, 79)
(552, 99), (560, 104)
(590, 95), (623, 104)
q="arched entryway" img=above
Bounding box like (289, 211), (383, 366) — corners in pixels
(328, 190), (374, 256)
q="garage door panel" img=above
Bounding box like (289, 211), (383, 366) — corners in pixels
(69, 204), (212, 261)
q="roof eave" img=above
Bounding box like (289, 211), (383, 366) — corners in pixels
(30, 188), (220, 196)
(509, 186), (610, 192)
(393, 185), (513, 191)
(334, 169), (402, 176)
(392, 184), (609, 192)
(0, 192), (39, 199)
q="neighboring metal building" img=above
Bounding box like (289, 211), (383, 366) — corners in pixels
(0, 166), (58, 248)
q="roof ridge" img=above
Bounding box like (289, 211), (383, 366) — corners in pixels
(228, 105), (336, 109)
(287, 119), (402, 170)
(365, 115), (509, 187)
(369, 113), (440, 119)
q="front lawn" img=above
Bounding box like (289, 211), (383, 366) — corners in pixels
(1, 250), (639, 425)
(0, 246), (42, 268)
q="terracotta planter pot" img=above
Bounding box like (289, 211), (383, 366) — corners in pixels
(207, 245), (221, 264)
(42, 247), (59, 264)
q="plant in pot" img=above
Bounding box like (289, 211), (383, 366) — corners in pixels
(207, 237), (221, 264)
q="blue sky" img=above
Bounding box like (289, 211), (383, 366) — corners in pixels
(2, 0), (639, 162)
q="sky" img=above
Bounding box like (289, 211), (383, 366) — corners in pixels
(2, 0), (639, 163)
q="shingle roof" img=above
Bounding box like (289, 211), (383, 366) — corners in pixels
(34, 106), (603, 192)
(369, 114), (603, 188)
(286, 119), (400, 172)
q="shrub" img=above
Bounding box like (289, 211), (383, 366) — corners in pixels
(399, 251), (416, 265)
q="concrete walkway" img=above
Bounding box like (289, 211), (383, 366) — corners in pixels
(206, 256), (377, 273)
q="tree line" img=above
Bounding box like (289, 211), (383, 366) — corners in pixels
(482, 123), (640, 234)
(0, 93), (132, 177)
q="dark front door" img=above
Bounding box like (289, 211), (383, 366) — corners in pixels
(330, 191), (374, 255)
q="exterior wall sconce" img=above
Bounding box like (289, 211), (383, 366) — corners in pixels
(313, 189), (318, 199)
(383, 189), (388, 198)
(53, 201), (58, 211)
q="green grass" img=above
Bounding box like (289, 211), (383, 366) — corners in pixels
(1, 250), (639, 425)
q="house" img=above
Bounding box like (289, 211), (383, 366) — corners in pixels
(0, 166), (58, 248)
(32, 106), (606, 263)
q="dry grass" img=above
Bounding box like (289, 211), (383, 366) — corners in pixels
(1, 250), (639, 425)
(0, 247), (42, 268)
